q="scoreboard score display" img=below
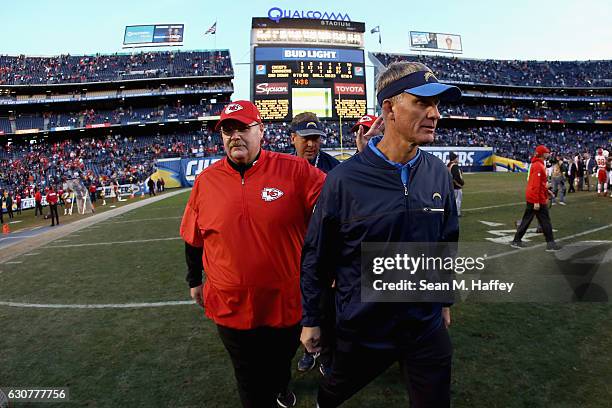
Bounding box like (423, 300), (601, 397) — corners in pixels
(253, 46), (366, 120)
(251, 18), (367, 121)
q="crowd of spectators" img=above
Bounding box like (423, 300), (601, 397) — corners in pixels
(435, 126), (609, 162)
(3, 103), (226, 132)
(0, 81), (233, 103)
(0, 130), (222, 196)
(1, 122), (609, 195)
(441, 104), (611, 121)
(3, 99), (607, 135)
(374, 53), (612, 88)
(0, 50), (233, 85)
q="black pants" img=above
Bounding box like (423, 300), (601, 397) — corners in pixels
(49, 204), (59, 226)
(217, 324), (301, 408)
(319, 286), (337, 367)
(35, 201), (43, 216)
(318, 324), (452, 408)
(568, 176), (575, 192)
(513, 202), (554, 243)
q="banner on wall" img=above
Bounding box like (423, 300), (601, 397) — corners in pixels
(154, 157), (223, 187)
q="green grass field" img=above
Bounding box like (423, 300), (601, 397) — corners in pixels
(1, 173), (611, 407)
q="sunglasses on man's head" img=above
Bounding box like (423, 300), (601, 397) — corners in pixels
(220, 122), (259, 135)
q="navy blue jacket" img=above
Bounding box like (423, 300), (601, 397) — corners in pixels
(293, 150), (340, 174)
(301, 138), (459, 349)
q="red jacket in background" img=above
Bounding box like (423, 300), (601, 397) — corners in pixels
(180, 149), (326, 330)
(46, 191), (58, 205)
(526, 156), (548, 204)
(35, 191), (42, 203)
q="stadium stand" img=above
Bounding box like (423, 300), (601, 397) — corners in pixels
(373, 53), (612, 87)
(0, 50), (233, 85)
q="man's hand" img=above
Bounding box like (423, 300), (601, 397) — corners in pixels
(356, 116), (385, 152)
(190, 284), (204, 308)
(534, 203), (540, 211)
(300, 326), (322, 353)
(442, 307), (451, 328)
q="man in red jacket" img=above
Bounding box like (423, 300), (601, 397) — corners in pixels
(180, 100), (326, 408)
(511, 145), (561, 251)
(34, 188), (43, 217)
(46, 186), (60, 226)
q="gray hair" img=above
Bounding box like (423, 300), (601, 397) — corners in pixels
(376, 61), (433, 104)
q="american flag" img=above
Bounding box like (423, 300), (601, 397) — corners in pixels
(204, 22), (217, 35)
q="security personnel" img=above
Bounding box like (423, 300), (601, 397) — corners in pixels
(180, 100), (325, 408)
(290, 112), (340, 174)
(290, 112), (339, 376)
(301, 62), (461, 407)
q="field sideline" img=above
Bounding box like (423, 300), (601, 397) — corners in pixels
(1, 172), (611, 407)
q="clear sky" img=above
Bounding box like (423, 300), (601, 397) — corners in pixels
(3, 0), (611, 100)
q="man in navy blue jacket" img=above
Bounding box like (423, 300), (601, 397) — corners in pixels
(300, 61), (461, 408)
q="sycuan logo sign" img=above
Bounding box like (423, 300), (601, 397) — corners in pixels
(255, 82), (289, 95)
(268, 7), (351, 23)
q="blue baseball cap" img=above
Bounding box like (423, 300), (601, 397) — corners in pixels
(292, 120), (325, 137)
(376, 71), (461, 106)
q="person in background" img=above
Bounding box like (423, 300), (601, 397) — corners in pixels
(511, 145), (561, 251)
(147, 178), (156, 197)
(5, 191), (14, 220)
(46, 186), (60, 227)
(290, 112), (339, 376)
(34, 187), (43, 217)
(352, 114), (382, 153)
(16, 192), (22, 215)
(290, 112), (340, 174)
(447, 152), (465, 216)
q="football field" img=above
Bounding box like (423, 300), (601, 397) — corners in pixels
(1, 173), (611, 407)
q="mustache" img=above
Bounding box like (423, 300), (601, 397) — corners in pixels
(229, 142), (245, 148)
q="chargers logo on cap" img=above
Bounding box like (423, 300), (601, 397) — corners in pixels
(424, 72), (437, 82)
(306, 122), (318, 128)
(225, 103), (244, 114)
(432, 192), (442, 200)
(261, 187), (284, 202)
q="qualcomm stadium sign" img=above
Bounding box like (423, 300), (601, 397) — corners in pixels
(267, 7), (351, 23)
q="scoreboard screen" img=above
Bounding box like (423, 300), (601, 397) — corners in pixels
(253, 46), (366, 120)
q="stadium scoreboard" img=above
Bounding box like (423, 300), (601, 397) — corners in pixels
(251, 18), (366, 121)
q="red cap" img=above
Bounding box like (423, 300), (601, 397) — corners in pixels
(535, 145), (550, 156)
(214, 100), (262, 131)
(350, 114), (378, 133)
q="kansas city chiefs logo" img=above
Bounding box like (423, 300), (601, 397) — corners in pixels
(225, 103), (244, 114)
(261, 187), (284, 202)
(358, 115), (370, 123)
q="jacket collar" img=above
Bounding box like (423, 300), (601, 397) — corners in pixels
(223, 149), (265, 176)
(362, 135), (422, 170)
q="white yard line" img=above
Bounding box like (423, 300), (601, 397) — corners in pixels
(109, 216), (182, 224)
(46, 237), (182, 249)
(463, 202), (524, 211)
(486, 224), (612, 260)
(0, 300), (195, 309)
(0, 189), (187, 263)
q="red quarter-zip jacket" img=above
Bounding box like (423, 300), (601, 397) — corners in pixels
(180, 149), (326, 329)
